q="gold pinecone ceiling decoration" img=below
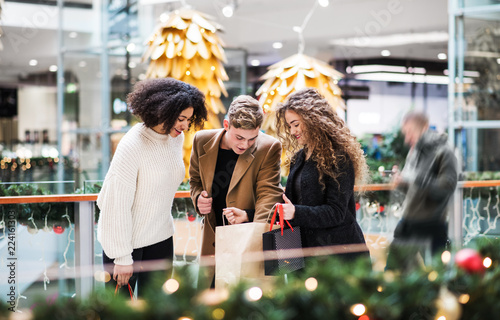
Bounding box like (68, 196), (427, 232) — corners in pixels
(142, 7), (229, 179)
(142, 7), (229, 129)
(257, 53), (345, 136)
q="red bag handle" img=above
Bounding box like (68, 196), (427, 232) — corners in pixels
(269, 203), (294, 235)
(115, 283), (134, 300)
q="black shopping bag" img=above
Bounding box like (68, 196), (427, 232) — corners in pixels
(263, 204), (304, 275)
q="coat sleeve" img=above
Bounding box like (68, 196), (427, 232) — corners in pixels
(253, 139), (284, 222)
(96, 140), (139, 266)
(189, 133), (203, 215)
(291, 161), (354, 229)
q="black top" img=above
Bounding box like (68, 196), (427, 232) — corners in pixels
(292, 159), (304, 205)
(286, 149), (368, 259)
(211, 148), (240, 227)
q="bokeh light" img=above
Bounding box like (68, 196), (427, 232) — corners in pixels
(428, 271), (438, 282)
(212, 308), (225, 320)
(441, 251), (451, 264)
(458, 294), (470, 304)
(350, 304), (366, 316)
(483, 257), (492, 268)
(163, 279), (180, 294)
(305, 277), (318, 291)
(245, 287), (263, 301)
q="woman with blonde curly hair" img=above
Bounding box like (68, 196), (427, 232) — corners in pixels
(275, 87), (370, 261)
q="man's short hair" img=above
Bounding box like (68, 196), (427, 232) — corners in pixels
(227, 95), (263, 130)
(403, 111), (429, 129)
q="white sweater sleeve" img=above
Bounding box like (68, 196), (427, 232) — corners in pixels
(97, 140), (139, 266)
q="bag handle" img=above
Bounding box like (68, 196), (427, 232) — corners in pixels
(269, 203), (294, 235)
(115, 283), (134, 300)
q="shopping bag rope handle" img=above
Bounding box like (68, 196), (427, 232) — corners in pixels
(269, 203), (294, 235)
(115, 283), (134, 300)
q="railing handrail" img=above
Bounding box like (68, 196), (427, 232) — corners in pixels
(0, 191), (191, 204)
(1, 180), (499, 204)
(457, 180), (500, 188)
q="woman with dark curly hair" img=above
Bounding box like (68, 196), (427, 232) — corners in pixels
(97, 78), (207, 296)
(275, 87), (370, 262)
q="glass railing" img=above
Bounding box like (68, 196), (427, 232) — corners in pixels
(356, 184), (396, 271)
(0, 197), (80, 311)
(459, 181), (500, 244)
(1, 180), (500, 309)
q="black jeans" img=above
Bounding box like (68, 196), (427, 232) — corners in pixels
(103, 237), (173, 298)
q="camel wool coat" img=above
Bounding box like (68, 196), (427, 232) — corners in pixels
(189, 128), (283, 258)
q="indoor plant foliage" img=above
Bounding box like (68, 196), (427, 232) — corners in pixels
(25, 238), (500, 320)
(0, 184), (74, 232)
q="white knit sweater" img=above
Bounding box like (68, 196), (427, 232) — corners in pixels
(97, 123), (185, 265)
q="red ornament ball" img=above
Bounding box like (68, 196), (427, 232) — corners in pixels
(455, 248), (484, 273)
(355, 203), (361, 211)
(53, 225), (65, 234)
(187, 212), (196, 222)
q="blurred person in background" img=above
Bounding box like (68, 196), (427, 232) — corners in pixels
(386, 111), (458, 270)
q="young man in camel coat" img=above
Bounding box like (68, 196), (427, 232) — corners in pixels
(189, 95), (283, 287)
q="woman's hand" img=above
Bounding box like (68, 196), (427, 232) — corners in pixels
(223, 207), (249, 224)
(113, 264), (134, 287)
(281, 194), (295, 220)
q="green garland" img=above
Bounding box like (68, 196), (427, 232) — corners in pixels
(0, 184), (74, 231)
(1, 238), (495, 320)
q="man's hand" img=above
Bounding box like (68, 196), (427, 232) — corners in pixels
(223, 207), (249, 224)
(281, 194), (295, 220)
(197, 191), (212, 215)
(113, 264), (133, 287)
(391, 172), (403, 187)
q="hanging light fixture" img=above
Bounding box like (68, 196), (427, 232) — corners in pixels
(318, 0), (329, 7)
(221, 0), (237, 18)
(257, 0), (344, 137)
(222, 4), (234, 17)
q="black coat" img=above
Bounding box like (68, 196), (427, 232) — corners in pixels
(286, 150), (368, 256)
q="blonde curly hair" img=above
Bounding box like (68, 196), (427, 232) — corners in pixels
(275, 88), (369, 188)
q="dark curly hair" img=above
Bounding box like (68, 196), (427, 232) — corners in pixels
(275, 87), (369, 188)
(127, 78), (207, 132)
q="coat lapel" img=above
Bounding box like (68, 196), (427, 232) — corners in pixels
(199, 129), (225, 196)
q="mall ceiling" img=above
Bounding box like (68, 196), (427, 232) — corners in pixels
(188, 0), (449, 64)
(0, 0), (450, 83)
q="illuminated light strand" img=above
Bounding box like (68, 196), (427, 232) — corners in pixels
(28, 213), (39, 233)
(0, 210), (5, 240)
(14, 294), (27, 313)
(42, 207), (51, 290)
(59, 211), (74, 269)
